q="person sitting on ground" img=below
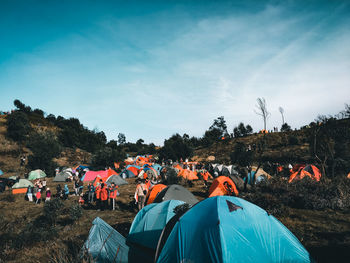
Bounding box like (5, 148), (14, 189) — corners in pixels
(56, 184), (62, 198)
(45, 188), (51, 202)
(64, 184), (69, 199)
(79, 193), (85, 206)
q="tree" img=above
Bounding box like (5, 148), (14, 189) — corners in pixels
(202, 116), (229, 146)
(209, 116), (228, 137)
(159, 134), (193, 161)
(279, 106), (285, 125)
(280, 123), (292, 132)
(233, 122), (253, 137)
(13, 99), (26, 111)
(6, 111), (31, 142)
(255, 98), (270, 130)
(91, 146), (126, 170)
(117, 133), (126, 145)
(27, 132), (61, 176)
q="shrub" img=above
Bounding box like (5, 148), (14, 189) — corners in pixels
(69, 203), (83, 223)
(43, 198), (64, 226)
(6, 111), (31, 142)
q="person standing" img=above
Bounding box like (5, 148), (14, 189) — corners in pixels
(27, 185), (33, 202)
(36, 189), (41, 204)
(135, 179), (148, 211)
(45, 188), (51, 202)
(100, 183), (108, 211)
(108, 183), (118, 210)
(87, 183), (95, 204)
(95, 183), (101, 210)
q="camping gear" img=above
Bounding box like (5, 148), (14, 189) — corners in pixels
(177, 169), (198, 180)
(28, 169), (46, 180)
(0, 169), (3, 176)
(81, 168), (117, 182)
(153, 185), (198, 205)
(145, 184), (167, 205)
(53, 171), (72, 182)
(120, 169), (136, 179)
(12, 179), (34, 194)
(105, 174), (128, 186)
(156, 196), (312, 263)
(127, 200), (185, 251)
(289, 165), (321, 183)
(208, 176), (238, 197)
(82, 217), (129, 263)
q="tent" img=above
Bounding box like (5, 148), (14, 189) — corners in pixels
(105, 174), (128, 186)
(178, 169), (198, 180)
(82, 217), (129, 263)
(82, 168), (117, 182)
(126, 166), (140, 177)
(53, 171), (72, 182)
(152, 164), (162, 174)
(153, 185), (198, 205)
(28, 169), (46, 180)
(208, 176), (239, 197)
(156, 196), (312, 263)
(146, 184), (167, 205)
(12, 179), (33, 194)
(120, 169), (136, 179)
(0, 169), (3, 176)
(289, 165), (321, 183)
(127, 200), (185, 251)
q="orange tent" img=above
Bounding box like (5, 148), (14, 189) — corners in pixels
(12, 188), (27, 194)
(178, 169), (199, 180)
(289, 165), (321, 183)
(209, 176), (238, 197)
(145, 184), (167, 205)
(347, 173), (350, 179)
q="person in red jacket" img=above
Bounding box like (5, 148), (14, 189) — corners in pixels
(100, 183), (108, 211)
(109, 183), (118, 210)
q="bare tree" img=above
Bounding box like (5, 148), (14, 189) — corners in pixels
(279, 106), (285, 124)
(254, 98), (270, 130)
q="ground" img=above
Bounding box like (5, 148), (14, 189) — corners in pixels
(0, 177), (349, 263)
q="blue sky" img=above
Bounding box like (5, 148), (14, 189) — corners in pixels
(0, 0), (349, 145)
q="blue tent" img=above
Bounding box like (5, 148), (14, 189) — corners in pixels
(152, 164), (162, 174)
(157, 196), (312, 263)
(82, 217), (129, 263)
(127, 200), (185, 250)
(120, 169), (136, 178)
(0, 169), (3, 176)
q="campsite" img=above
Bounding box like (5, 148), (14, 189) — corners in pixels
(1, 104), (350, 262)
(1, 1), (350, 262)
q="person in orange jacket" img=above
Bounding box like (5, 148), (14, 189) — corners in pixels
(95, 184), (101, 210)
(108, 183), (118, 210)
(100, 183), (108, 211)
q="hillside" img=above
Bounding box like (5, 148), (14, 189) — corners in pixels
(1, 113), (350, 263)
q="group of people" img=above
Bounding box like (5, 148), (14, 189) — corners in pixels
(83, 181), (119, 211)
(26, 179), (51, 204)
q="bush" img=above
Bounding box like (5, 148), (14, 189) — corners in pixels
(6, 111), (31, 142)
(288, 135), (299, 145)
(27, 131), (61, 177)
(43, 198), (64, 226)
(91, 146), (126, 170)
(69, 203), (83, 222)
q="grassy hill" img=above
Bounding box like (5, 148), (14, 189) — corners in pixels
(1, 113), (350, 263)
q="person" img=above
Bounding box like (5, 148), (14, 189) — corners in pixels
(45, 188), (51, 202)
(36, 189), (41, 204)
(56, 184), (62, 198)
(108, 183), (118, 210)
(78, 179), (84, 195)
(201, 170), (209, 188)
(87, 183), (95, 204)
(74, 179), (80, 196)
(27, 185), (33, 202)
(100, 183), (108, 211)
(79, 193), (85, 206)
(95, 183), (101, 210)
(64, 184), (69, 199)
(42, 178), (47, 191)
(135, 179), (148, 211)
